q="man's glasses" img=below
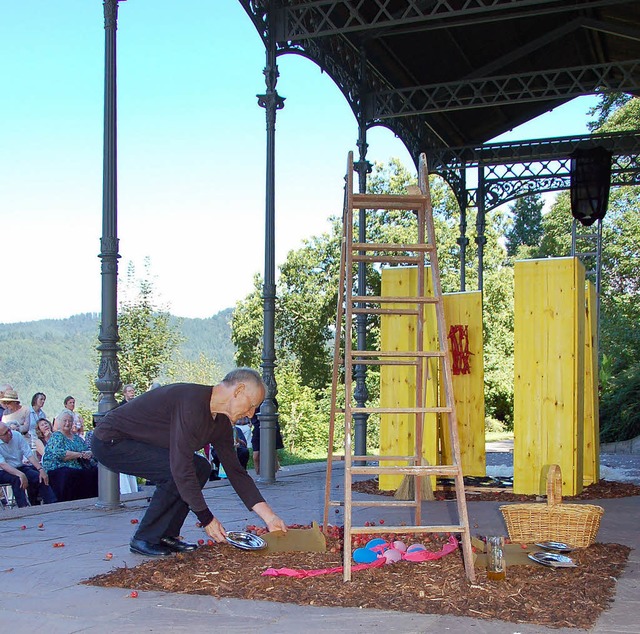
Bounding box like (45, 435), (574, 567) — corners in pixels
(0, 428), (12, 438)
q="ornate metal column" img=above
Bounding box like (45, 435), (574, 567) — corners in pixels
(353, 96), (371, 463)
(456, 169), (469, 292)
(475, 164), (487, 291)
(94, 0), (122, 509)
(256, 26), (285, 485)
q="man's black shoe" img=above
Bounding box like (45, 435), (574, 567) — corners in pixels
(160, 536), (199, 553)
(129, 538), (172, 557)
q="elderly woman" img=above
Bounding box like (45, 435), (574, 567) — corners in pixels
(42, 409), (98, 502)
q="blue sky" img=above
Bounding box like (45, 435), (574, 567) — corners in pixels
(1, 1), (599, 323)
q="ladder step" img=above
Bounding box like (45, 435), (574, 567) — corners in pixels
(349, 406), (453, 415)
(351, 242), (435, 252)
(352, 307), (420, 316)
(348, 524), (467, 535)
(351, 465), (460, 476)
(347, 350), (445, 358)
(351, 295), (440, 304)
(351, 454), (420, 462)
(352, 254), (422, 264)
(352, 193), (429, 210)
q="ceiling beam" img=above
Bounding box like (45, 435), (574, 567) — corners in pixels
(369, 60), (640, 118)
(274, 0), (636, 41)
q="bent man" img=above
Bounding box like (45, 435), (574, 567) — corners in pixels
(92, 368), (287, 557)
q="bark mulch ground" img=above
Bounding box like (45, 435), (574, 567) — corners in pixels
(86, 525), (631, 630)
(352, 477), (640, 501)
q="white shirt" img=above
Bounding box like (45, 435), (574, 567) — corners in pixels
(0, 429), (33, 467)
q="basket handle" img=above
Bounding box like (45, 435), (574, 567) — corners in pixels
(546, 464), (563, 506)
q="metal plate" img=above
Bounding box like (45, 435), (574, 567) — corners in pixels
(534, 541), (574, 553)
(226, 531), (267, 551)
(528, 551), (577, 567)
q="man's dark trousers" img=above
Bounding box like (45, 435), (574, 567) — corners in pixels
(92, 437), (210, 543)
(0, 465), (57, 507)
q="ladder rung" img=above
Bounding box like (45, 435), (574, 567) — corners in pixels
(351, 454), (418, 462)
(347, 350), (445, 358)
(352, 254), (422, 264)
(349, 500), (417, 507)
(349, 407), (453, 414)
(346, 358), (419, 365)
(352, 307), (419, 316)
(348, 524), (467, 535)
(350, 465), (460, 476)
(351, 242), (435, 252)
(351, 295), (440, 304)
(352, 193), (429, 210)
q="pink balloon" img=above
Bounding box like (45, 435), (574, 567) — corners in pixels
(383, 548), (402, 564)
(407, 543), (427, 553)
(392, 540), (407, 552)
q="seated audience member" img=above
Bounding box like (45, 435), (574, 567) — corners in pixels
(42, 409), (98, 502)
(0, 384), (13, 419)
(0, 422), (56, 507)
(28, 392), (47, 442)
(250, 404), (285, 476)
(118, 384), (136, 407)
(74, 415), (86, 440)
(34, 418), (53, 462)
(0, 389), (30, 434)
(210, 425), (250, 477)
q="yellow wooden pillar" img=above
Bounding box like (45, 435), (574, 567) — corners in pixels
(441, 291), (486, 476)
(513, 257), (585, 496)
(583, 280), (600, 486)
(379, 268), (485, 489)
(379, 267), (439, 490)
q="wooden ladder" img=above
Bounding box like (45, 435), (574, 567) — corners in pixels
(323, 151), (475, 582)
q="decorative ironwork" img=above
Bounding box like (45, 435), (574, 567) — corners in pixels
(272, 0), (630, 40)
(371, 60), (640, 117)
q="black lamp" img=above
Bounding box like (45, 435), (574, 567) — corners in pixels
(570, 147), (612, 226)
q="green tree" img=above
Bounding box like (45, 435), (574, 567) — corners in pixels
(90, 260), (184, 400)
(505, 194), (544, 257)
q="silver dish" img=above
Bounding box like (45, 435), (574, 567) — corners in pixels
(226, 531), (267, 551)
(534, 541), (574, 553)
(528, 551), (577, 568)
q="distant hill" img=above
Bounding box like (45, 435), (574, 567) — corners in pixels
(0, 309), (236, 415)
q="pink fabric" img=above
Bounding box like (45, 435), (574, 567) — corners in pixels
(262, 557), (385, 578)
(261, 535), (459, 578)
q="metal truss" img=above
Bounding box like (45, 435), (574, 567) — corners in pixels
(371, 60), (640, 117)
(429, 131), (640, 211)
(271, 0), (633, 40)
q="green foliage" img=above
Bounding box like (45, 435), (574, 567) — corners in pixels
(505, 194), (544, 257)
(587, 93), (633, 131)
(600, 362), (640, 442)
(167, 352), (224, 386)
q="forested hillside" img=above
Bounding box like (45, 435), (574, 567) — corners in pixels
(0, 309), (236, 414)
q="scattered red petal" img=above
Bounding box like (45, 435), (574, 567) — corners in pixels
(207, 539), (214, 546)
(198, 539), (205, 545)
(129, 591), (138, 598)
(130, 519), (139, 524)
(20, 525), (27, 530)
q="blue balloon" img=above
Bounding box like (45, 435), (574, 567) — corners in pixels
(353, 547), (379, 564)
(365, 538), (387, 550)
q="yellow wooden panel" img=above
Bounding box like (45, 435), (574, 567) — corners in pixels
(379, 267), (438, 490)
(513, 257), (585, 495)
(440, 292), (486, 476)
(583, 281), (600, 485)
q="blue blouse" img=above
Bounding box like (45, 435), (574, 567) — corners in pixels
(42, 431), (89, 471)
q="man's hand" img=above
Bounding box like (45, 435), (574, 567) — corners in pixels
(265, 515), (288, 533)
(39, 470), (49, 485)
(19, 472), (29, 490)
(203, 517), (227, 543)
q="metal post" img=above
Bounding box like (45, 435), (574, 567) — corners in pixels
(475, 165), (487, 291)
(353, 110), (371, 463)
(457, 168), (469, 291)
(95, 0), (122, 509)
(256, 26), (284, 485)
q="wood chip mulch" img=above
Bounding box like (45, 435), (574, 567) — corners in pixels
(351, 478), (640, 501)
(86, 528), (631, 630)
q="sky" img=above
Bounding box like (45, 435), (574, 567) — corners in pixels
(1, 1), (600, 324)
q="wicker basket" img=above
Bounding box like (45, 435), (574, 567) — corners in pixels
(500, 464), (604, 547)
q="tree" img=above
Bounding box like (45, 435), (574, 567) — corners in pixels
(94, 259), (184, 398)
(504, 194), (544, 257)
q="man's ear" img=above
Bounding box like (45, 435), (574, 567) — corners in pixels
(233, 383), (246, 398)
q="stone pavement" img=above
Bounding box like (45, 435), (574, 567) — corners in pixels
(1, 459), (638, 634)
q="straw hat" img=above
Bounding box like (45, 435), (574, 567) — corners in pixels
(0, 389), (20, 403)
